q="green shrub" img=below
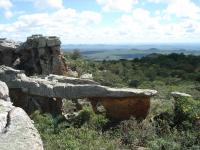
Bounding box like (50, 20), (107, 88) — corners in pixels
(73, 107), (92, 127)
(174, 97), (200, 123)
(31, 108), (115, 150)
(147, 127), (200, 150)
(88, 111), (109, 130)
(73, 107), (109, 130)
(147, 137), (181, 150)
(116, 118), (157, 148)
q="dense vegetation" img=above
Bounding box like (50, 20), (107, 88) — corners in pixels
(31, 52), (200, 150)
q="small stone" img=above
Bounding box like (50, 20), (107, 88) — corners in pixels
(80, 73), (93, 80)
(171, 92), (192, 98)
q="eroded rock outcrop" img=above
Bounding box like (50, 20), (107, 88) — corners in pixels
(0, 38), (19, 67)
(0, 65), (157, 119)
(16, 35), (68, 75)
(0, 35), (69, 115)
(0, 35), (68, 76)
(0, 81), (43, 150)
(0, 35), (158, 120)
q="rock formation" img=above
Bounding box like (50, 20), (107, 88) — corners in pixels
(16, 35), (68, 76)
(0, 35), (158, 120)
(0, 35), (69, 114)
(0, 35), (68, 76)
(0, 38), (19, 67)
(0, 81), (43, 150)
(0, 65), (157, 119)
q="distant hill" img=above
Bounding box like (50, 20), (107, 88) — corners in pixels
(62, 43), (200, 51)
(62, 44), (200, 60)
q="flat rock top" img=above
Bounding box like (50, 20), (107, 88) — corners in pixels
(106, 87), (158, 96)
(0, 65), (157, 98)
(23, 34), (61, 48)
(0, 38), (20, 49)
(171, 92), (192, 98)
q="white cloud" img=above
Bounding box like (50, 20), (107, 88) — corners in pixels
(0, 0), (13, 18)
(1, 6), (200, 43)
(34, 0), (64, 9)
(165, 0), (200, 20)
(0, 0), (12, 10)
(114, 7), (200, 43)
(148, 0), (200, 20)
(0, 8), (102, 43)
(147, 0), (169, 3)
(1, 0), (200, 43)
(80, 11), (102, 25)
(5, 10), (13, 18)
(96, 0), (138, 12)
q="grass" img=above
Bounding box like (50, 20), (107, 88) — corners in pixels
(31, 97), (200, 150)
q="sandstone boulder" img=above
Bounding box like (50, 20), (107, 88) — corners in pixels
(0, 81), (43, 150)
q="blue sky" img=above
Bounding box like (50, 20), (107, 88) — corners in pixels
(0, 0), (200, 44)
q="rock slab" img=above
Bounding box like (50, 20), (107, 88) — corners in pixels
(0, 65), (157, 99)
(0, 66), (157, 120)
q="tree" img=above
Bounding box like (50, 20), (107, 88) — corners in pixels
(71, 49), (81, 60)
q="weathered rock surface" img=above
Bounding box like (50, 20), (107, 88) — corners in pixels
(90, 96), (151, 120)
(0, 38), (19, 67)
(0, 81), (10, 101)
(80, 73), (93, 80)
(171, 92), (192, 98)
(0, 81), (43, 150)
(0, 66), (157, 99)
(0, 65), (157, 119)
(0, 35), (158, 120)
(16, 35), (68, 75)
(0, 35), (68, 76)
(0, 35), (69, 115)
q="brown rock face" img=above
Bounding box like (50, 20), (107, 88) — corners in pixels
(90, 96), (150, 120)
